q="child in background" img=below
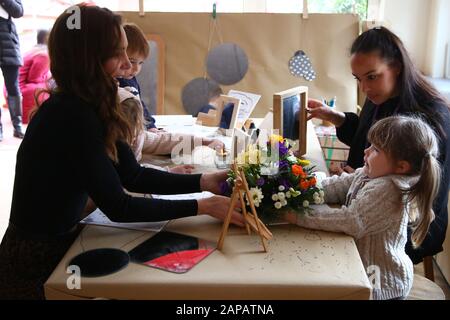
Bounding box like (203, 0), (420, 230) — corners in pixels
(119, 23), (224, 155)
(118, 87), (194, 173)
(117, 23), (156, 131)
(284, 115), (441, 300)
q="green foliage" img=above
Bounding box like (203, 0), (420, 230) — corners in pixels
(309, 0), (368, 20)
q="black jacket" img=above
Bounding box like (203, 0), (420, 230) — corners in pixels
(337, 97), (450, 264)
(0, 0), (23, 66)
(10, 93), (201, 238)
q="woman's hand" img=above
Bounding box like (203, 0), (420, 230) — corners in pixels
(200, 170), (228, 194)
(169, 164), (195, 174)
(307, 99), (346, 127)
(197, 195), (245, 227)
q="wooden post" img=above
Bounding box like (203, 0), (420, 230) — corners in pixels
(139, 0), (145, 17)
(217, 163), (272, 252)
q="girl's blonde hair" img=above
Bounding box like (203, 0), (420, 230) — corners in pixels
(368, 115), (441, 248)
(121, 97), (145, 144)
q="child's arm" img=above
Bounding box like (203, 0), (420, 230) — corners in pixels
(320, 170), (357, 204)
(142, 131), (187, 155)
(285, 178), (402, 239)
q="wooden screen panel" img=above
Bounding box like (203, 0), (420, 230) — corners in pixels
(273, 86), (308, 156)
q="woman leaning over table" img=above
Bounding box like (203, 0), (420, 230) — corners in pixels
(0, 4), (244, 300)
(307, 26), (450, 265)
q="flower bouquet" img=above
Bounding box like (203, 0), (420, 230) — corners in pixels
(221, 135), (325, 224)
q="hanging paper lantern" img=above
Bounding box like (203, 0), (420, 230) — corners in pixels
(181, 77), (222, 116)
(206, 42), (249, 85)
(288, 50), (316, 81)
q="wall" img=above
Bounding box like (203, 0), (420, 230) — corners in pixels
(121, 12), (359, 117)
(383, 0), (431, 73)
(424, 0), (450, 77)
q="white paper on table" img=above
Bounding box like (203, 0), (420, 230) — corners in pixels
(153, 115), (195, 127)
(152, 191), (214, 201)
(0, 6), (9, 19)
(81, 208), (168, 232)
(227, 90), (261, 128)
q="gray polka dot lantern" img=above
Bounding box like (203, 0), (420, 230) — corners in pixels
(289, 50), (316, 81)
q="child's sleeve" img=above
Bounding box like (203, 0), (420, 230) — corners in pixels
(320, 171), (356, 204)
(142, 131), (190, 156)
(288, 178), (401, 239)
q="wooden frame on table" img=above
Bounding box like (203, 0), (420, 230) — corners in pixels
(273, 86), (308, 156)
(196, 94), (241, 129)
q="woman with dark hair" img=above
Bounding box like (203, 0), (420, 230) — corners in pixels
(0, 4), (244, 300)
(307, 26), (450, 265)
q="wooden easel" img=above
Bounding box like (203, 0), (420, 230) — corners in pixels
(217, 163), (273, 252)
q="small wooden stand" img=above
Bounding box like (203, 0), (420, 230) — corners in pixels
(217, 163), (273, 252)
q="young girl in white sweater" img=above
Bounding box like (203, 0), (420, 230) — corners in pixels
(285, 115), (441, 300)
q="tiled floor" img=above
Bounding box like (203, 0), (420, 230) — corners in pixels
(0, 106), (449, 299)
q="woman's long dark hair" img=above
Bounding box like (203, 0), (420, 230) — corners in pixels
(46, 4), (133, 162)
(351, 26), (449, 137)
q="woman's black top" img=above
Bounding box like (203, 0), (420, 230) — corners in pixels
(9, 93), (201, 239)
(337, 97), (450, 263)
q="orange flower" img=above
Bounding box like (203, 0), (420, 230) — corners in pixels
(309, 177), (317, 187)
(292, 165), (304, 177)
(299, 179), (310, 190)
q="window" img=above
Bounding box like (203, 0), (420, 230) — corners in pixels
(139, 0), (368, 19)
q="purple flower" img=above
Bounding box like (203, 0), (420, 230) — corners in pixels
(279, 160), (289, 169)
(256, 177), (265, 186)
(279, 178), (292, 189)
(220, 181), (232, 196)
(279, 143), (289, 156)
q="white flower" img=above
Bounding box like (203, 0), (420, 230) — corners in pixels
(314, 197), (322, 204)
(286, 191), (291, 198)
(319, 190), (325, 197)
(277, 192), (285, 200)
(274, 201), (282, 209)
(247, 187), (264, 207)
(313, 192), (319, 199)
(278, 185), (285, 192)
(272, 194), (279, 201)
(281, 199), (288, 206)
(303, 200), (309, 207)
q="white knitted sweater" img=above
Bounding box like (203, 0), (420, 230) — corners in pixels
(293, 168), (416, 300)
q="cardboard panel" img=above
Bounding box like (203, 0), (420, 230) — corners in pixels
(120, 12), (359, 117)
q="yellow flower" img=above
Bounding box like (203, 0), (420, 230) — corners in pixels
(270, 134), (284, 143)
(236, 150), (248, 165)
(298, 159), (311, 167)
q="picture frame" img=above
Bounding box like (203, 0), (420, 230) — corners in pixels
(273, 86), (308, 156)
(196, 94), (241, 129)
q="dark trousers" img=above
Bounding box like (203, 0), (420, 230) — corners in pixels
(1, 65), (20, 96)
(0, 65), (23, 130)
